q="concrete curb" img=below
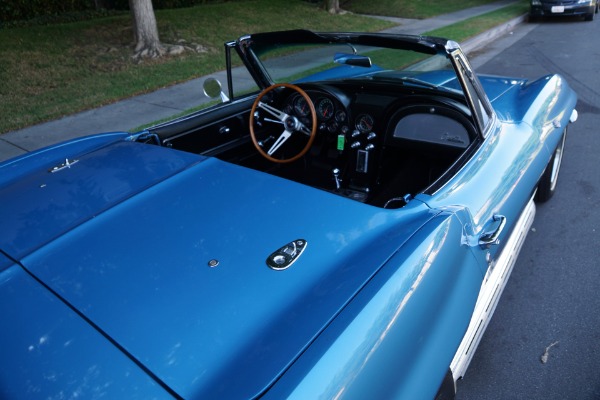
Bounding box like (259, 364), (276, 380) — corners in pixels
(461, 14), (529, 54)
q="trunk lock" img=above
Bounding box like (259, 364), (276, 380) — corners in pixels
(267, 239), (307, 270)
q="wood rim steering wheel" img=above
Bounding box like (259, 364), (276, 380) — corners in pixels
(249, 83), (317, 163)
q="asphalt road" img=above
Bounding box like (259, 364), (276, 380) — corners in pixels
(456, 16), (600, 400)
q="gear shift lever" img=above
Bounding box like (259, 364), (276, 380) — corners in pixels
(332, 168), (341, 191)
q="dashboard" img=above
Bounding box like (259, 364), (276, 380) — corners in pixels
(250, 82), (477, 203)
(277, 83), (474, 155)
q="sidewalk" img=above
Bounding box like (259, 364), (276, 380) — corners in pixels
(0, 0), (527, 162)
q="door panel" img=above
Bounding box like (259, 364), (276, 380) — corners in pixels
(152, 97), (256, 157)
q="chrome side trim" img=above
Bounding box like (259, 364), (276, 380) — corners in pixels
(450, 196), (536, 383)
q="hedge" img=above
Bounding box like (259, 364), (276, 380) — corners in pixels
(1, 0), (233, 23)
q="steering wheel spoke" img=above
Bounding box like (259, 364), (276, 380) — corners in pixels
(250, 83), (317, 164)
(268, 130), (293, 155)
(297, 123), (312, 136)
(264, 117), (284, 125)
(258, 101), (288, 121)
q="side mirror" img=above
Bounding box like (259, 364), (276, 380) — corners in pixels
(203, 78), (229, 102)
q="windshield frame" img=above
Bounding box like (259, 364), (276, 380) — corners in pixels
(235, 30), (466, 97)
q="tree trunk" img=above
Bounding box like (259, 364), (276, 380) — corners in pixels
(94, 0), (113, 10)
(324, 0), (340, 14)
(129, 0), (165, 60)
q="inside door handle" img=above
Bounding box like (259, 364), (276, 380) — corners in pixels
(479, 214), (506, 246)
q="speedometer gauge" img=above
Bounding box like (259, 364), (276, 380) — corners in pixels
(317, 98), (335, 120)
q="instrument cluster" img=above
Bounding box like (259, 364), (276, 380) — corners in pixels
(283, 93), (351, 137)
(282, 91), (378, 154)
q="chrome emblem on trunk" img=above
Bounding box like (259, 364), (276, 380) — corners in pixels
(267, 239), (307, 270)
(49, 158), (79, 173)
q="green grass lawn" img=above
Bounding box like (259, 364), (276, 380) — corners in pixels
(0, 0), (527, 134)
(345, 0), (500, 19)
(428, 1), (529, 41)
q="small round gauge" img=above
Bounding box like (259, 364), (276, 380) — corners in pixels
(293, 96), (311, 117)
(335, 110), (347, 123)
(317, 98), (335, 120)
(356, 114), (374, 133)
(327, 121), (339, 133)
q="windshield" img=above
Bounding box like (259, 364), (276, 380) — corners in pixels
(248, 38), (463, 95)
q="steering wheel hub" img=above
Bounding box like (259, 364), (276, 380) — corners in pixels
(284, 116), (298, 131)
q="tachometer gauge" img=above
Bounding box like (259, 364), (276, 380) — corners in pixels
(356, 114), (374, 133)
(293, 96), (311, 116)
(317, 98), (335, 120)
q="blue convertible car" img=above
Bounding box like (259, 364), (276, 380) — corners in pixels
(0, 30), (577, 399)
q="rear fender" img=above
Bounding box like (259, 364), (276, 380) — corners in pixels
(262, 211), (484, 399)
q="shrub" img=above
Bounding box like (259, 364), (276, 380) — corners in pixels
(0, 0), (95, 21)
(0, 0), (237, 22)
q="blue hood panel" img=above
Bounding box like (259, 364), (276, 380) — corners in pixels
(479, 74), (576, 134)
(478, 74), (527, 106)
(16, 141), (434, 399)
